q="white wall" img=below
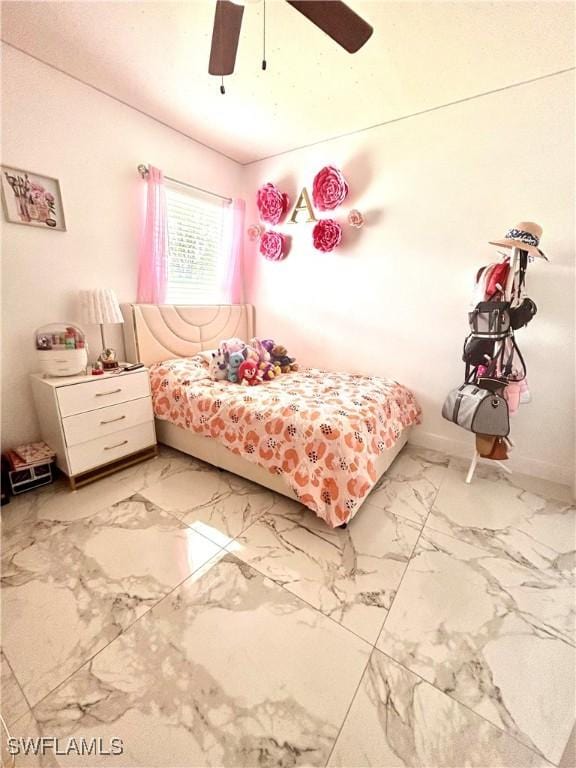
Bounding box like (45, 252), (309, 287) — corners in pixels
(1, 45), (241, 450)
(242, 72), (575, 485)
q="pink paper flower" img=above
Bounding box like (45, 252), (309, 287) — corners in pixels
(257, 183), (289, 224)
(347, 209), (364, 229)
(260, 230), (288, 261)
(312, 166), (349, 211)
(312, 219), (342, 252)
(247, 224), (263, 241)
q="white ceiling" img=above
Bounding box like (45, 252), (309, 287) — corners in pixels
(2, 0), (574, 164)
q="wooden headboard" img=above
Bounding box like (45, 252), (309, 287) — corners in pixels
(120, 304), (254, 366)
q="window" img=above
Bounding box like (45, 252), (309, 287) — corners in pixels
(165, 184), (228, 304)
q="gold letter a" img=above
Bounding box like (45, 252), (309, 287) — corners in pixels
(288, 187), (316, 223)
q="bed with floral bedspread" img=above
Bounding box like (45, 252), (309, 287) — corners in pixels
(149, 357), (421, 527)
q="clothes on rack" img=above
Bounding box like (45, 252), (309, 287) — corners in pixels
(443, 246), (539, 446)
(462, 250), (536, 417)
(456, 224), (548, 483)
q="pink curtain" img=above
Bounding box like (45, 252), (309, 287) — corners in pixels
(137, 166), (168, 304)
(222, 198), (245, 303)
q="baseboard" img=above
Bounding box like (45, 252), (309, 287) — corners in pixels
(409, 429), (573, 489)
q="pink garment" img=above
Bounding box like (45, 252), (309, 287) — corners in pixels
(222, 198), (245, 303)
(137, 166), (168, 304)
(519, 378), (531, 404)
(505, 381), (522, 414)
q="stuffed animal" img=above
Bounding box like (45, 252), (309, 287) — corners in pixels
(249, 338), (271, 365)
(259, 361), (280, 381)
(242, 343), (260, 363)
(261, 339), (275, 356)
(221, 337), (245, 363)
(238, 359), (261, 386)
(227, 351), (245, 383)
(271, 344), (298, 373)
(209, 348), (228, 381)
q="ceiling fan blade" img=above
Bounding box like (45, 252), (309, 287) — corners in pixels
(209, 0), (245, 76)
(285, 1), (373, 53)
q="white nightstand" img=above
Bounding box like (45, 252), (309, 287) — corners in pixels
(30, 368), (157, 489)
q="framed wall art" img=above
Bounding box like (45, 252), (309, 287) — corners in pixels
(1, 166), (66, 231)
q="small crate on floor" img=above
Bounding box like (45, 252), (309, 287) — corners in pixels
(2, 441), (56, 496)
(8, 461), (54, 495)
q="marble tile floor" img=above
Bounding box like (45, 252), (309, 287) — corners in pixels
(1, 444), (574, 768)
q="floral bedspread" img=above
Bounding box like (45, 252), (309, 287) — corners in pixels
(149, 358), (421, 527)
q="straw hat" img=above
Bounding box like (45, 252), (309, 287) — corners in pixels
(489, 222), (548, 260)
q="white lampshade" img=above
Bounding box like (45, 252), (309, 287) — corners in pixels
(79, 289), (124, 325)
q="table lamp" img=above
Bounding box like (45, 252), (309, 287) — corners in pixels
(79, 289), (124, 369)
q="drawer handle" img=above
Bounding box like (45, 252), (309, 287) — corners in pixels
(100, 415), (126, 425)
(95, 388), (122, 397)
(104, 439), (128, 451)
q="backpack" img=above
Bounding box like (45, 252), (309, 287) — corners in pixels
(468, 301), (511, 339)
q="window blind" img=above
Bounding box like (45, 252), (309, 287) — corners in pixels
(165, 184), (228, 304)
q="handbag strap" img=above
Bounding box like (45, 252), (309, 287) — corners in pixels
(465, 362), (477, 384)
(509, 250), (528, 307)
(452, 391), (465, 423)
(502, 336), (527, 381)
(482, 338), (506, 378)
(518, 250), (528, 292)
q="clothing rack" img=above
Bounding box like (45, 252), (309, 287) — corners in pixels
(137, 164), (232, 204)
(465, 246), (524, 484)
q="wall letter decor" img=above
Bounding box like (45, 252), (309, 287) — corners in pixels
(254, 168), (360, 257)
(288, 187), (317, 224)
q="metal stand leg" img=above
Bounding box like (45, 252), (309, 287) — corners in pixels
(466, 435), (514, 484)
(465, 451), (479, 484)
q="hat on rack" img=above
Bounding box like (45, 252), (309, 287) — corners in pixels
(489, 222), (548, 260)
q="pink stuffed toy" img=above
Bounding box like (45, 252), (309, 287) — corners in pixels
(242, 344), (260, 363)
(220, 337), (245, 362)
(249, 337), (271, 364)
(238, 359), (261, 386)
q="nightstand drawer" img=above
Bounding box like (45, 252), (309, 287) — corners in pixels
(62, 396), (153, 447)
(67, 422), (156, 475)
(57, 371), (150, 417)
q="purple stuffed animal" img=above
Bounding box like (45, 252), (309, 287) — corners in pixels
(220, 337), (245, 364)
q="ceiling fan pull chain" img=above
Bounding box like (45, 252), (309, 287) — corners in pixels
(262, 0), (267, 70)
(220, 76), (225, 95)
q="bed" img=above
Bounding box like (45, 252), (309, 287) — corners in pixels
(121, 303), (421, 527)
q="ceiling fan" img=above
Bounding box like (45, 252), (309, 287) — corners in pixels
(209, 0), (373, 81)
